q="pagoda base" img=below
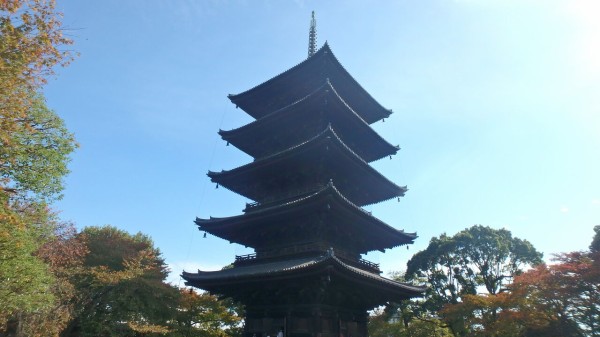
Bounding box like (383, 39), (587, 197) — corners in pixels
(244, 304), (367, 337)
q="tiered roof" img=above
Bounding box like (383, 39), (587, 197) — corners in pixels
(183, 41), (423, 312)
(228, 43), (392, 124)
(221, 80), (399, 162)
(182, 249), (425, 308)
(196, 182), (415, 254)
(209, 126), (406, 207)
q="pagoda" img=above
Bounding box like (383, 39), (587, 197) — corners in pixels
(183, 15), (424, 337)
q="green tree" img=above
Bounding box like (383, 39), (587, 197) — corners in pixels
(1, 0), (75, 160)
(406, 225), (542, 335)
(370, 272), (452, 337)
(62, 226), (179, 337)
(0, 92), (77, 335)
(0, 200), (55, 331)
(6, 221), (88, 337)
(442, 251), (596, 337)
(172, 289), (242, 337)
(368, 307), (452, 337)
(368, 308), (406, 337)
(0, 93), (77, 201)
(431, 226), (600, 337)
(1, 0), (77, 202)
(1, 1), (77, 333)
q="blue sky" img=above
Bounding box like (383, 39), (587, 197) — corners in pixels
(45, 1), (600, 285)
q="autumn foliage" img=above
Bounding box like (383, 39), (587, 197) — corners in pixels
(1, 0), (77, 201)
(0, 0), (75, 126)
(1, 3), (245, 336)
(432, 228), (600, 337)
(405, 225), (542, 315)
(4, 2), (598, 337)
(1, 1), (78, 333)
(391, 225), (600, 337)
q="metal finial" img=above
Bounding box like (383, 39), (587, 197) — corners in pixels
(308, 11), (317, 58)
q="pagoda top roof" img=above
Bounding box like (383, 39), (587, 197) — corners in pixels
(196, 181), (416, 253)
(228, 43), (392, 124)
(182, 249), (425, 297)
(220, 80), (399, 162)
(208, 125), (407, 206)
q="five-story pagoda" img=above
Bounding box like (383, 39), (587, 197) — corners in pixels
(183, 15), (424, 337)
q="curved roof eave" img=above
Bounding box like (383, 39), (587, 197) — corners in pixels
(220, 80), (399, 162)
(209, 125), (404, 192)
(228, 43), (392, 124)
(195, 182), (416, 249)
(208, 126), (407, 205)
(181, 251), (425, 294)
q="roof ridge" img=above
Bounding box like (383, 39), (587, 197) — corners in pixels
(228, 43), (330, 100)
(319, 45), (392, 120)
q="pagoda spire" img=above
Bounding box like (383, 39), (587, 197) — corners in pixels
(308, 11), (317, 58)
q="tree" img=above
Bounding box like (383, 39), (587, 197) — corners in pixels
(0, 95), (76, 333)
(368, 307), (452, 337)
(504, 250), (600, 336)
(439, 291), (551, 337)
(406, 225), (542, 308)
(0, 93), (77, 201)
(405, 225), (542, 335)
(1, 2), (77, 332)
(172, 289), (242, 337)
(0, 95), (77, 334)
(370, 272), (453, 337)
(6, 221), (89, 337)
(0, 200), (55, 331)
(1, 1), (75, 173)
(590, 225), (600, 253)
(438, 226), (600, 337)
(62, 226), (179, 337)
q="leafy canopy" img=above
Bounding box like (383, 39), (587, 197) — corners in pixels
(406, 225), (542, 314)
(1, 1), (77, 333)
(0, 198), (55, 325)
(368, 306), (452, 337)
(1, 0), (77, 202)
(507, 249), (600, 336)
(4, 220), (88, 337)
(172, 289), (243, 337)
(63, 226), (178, 337)
(0, 93), (76, 201)
(421, 225), (599, 337)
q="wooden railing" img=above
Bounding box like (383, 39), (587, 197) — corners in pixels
(235, 253), (256, 262)
(234, 244), (381, 274)
(356, 258), (380, 271)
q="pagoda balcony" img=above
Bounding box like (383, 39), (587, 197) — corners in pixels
(234, 253), (257, 263)
(338, 256), (381, 274)
(234, 242), (381, 274)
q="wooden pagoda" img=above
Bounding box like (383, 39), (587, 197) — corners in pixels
(182, 40), (424, 337)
